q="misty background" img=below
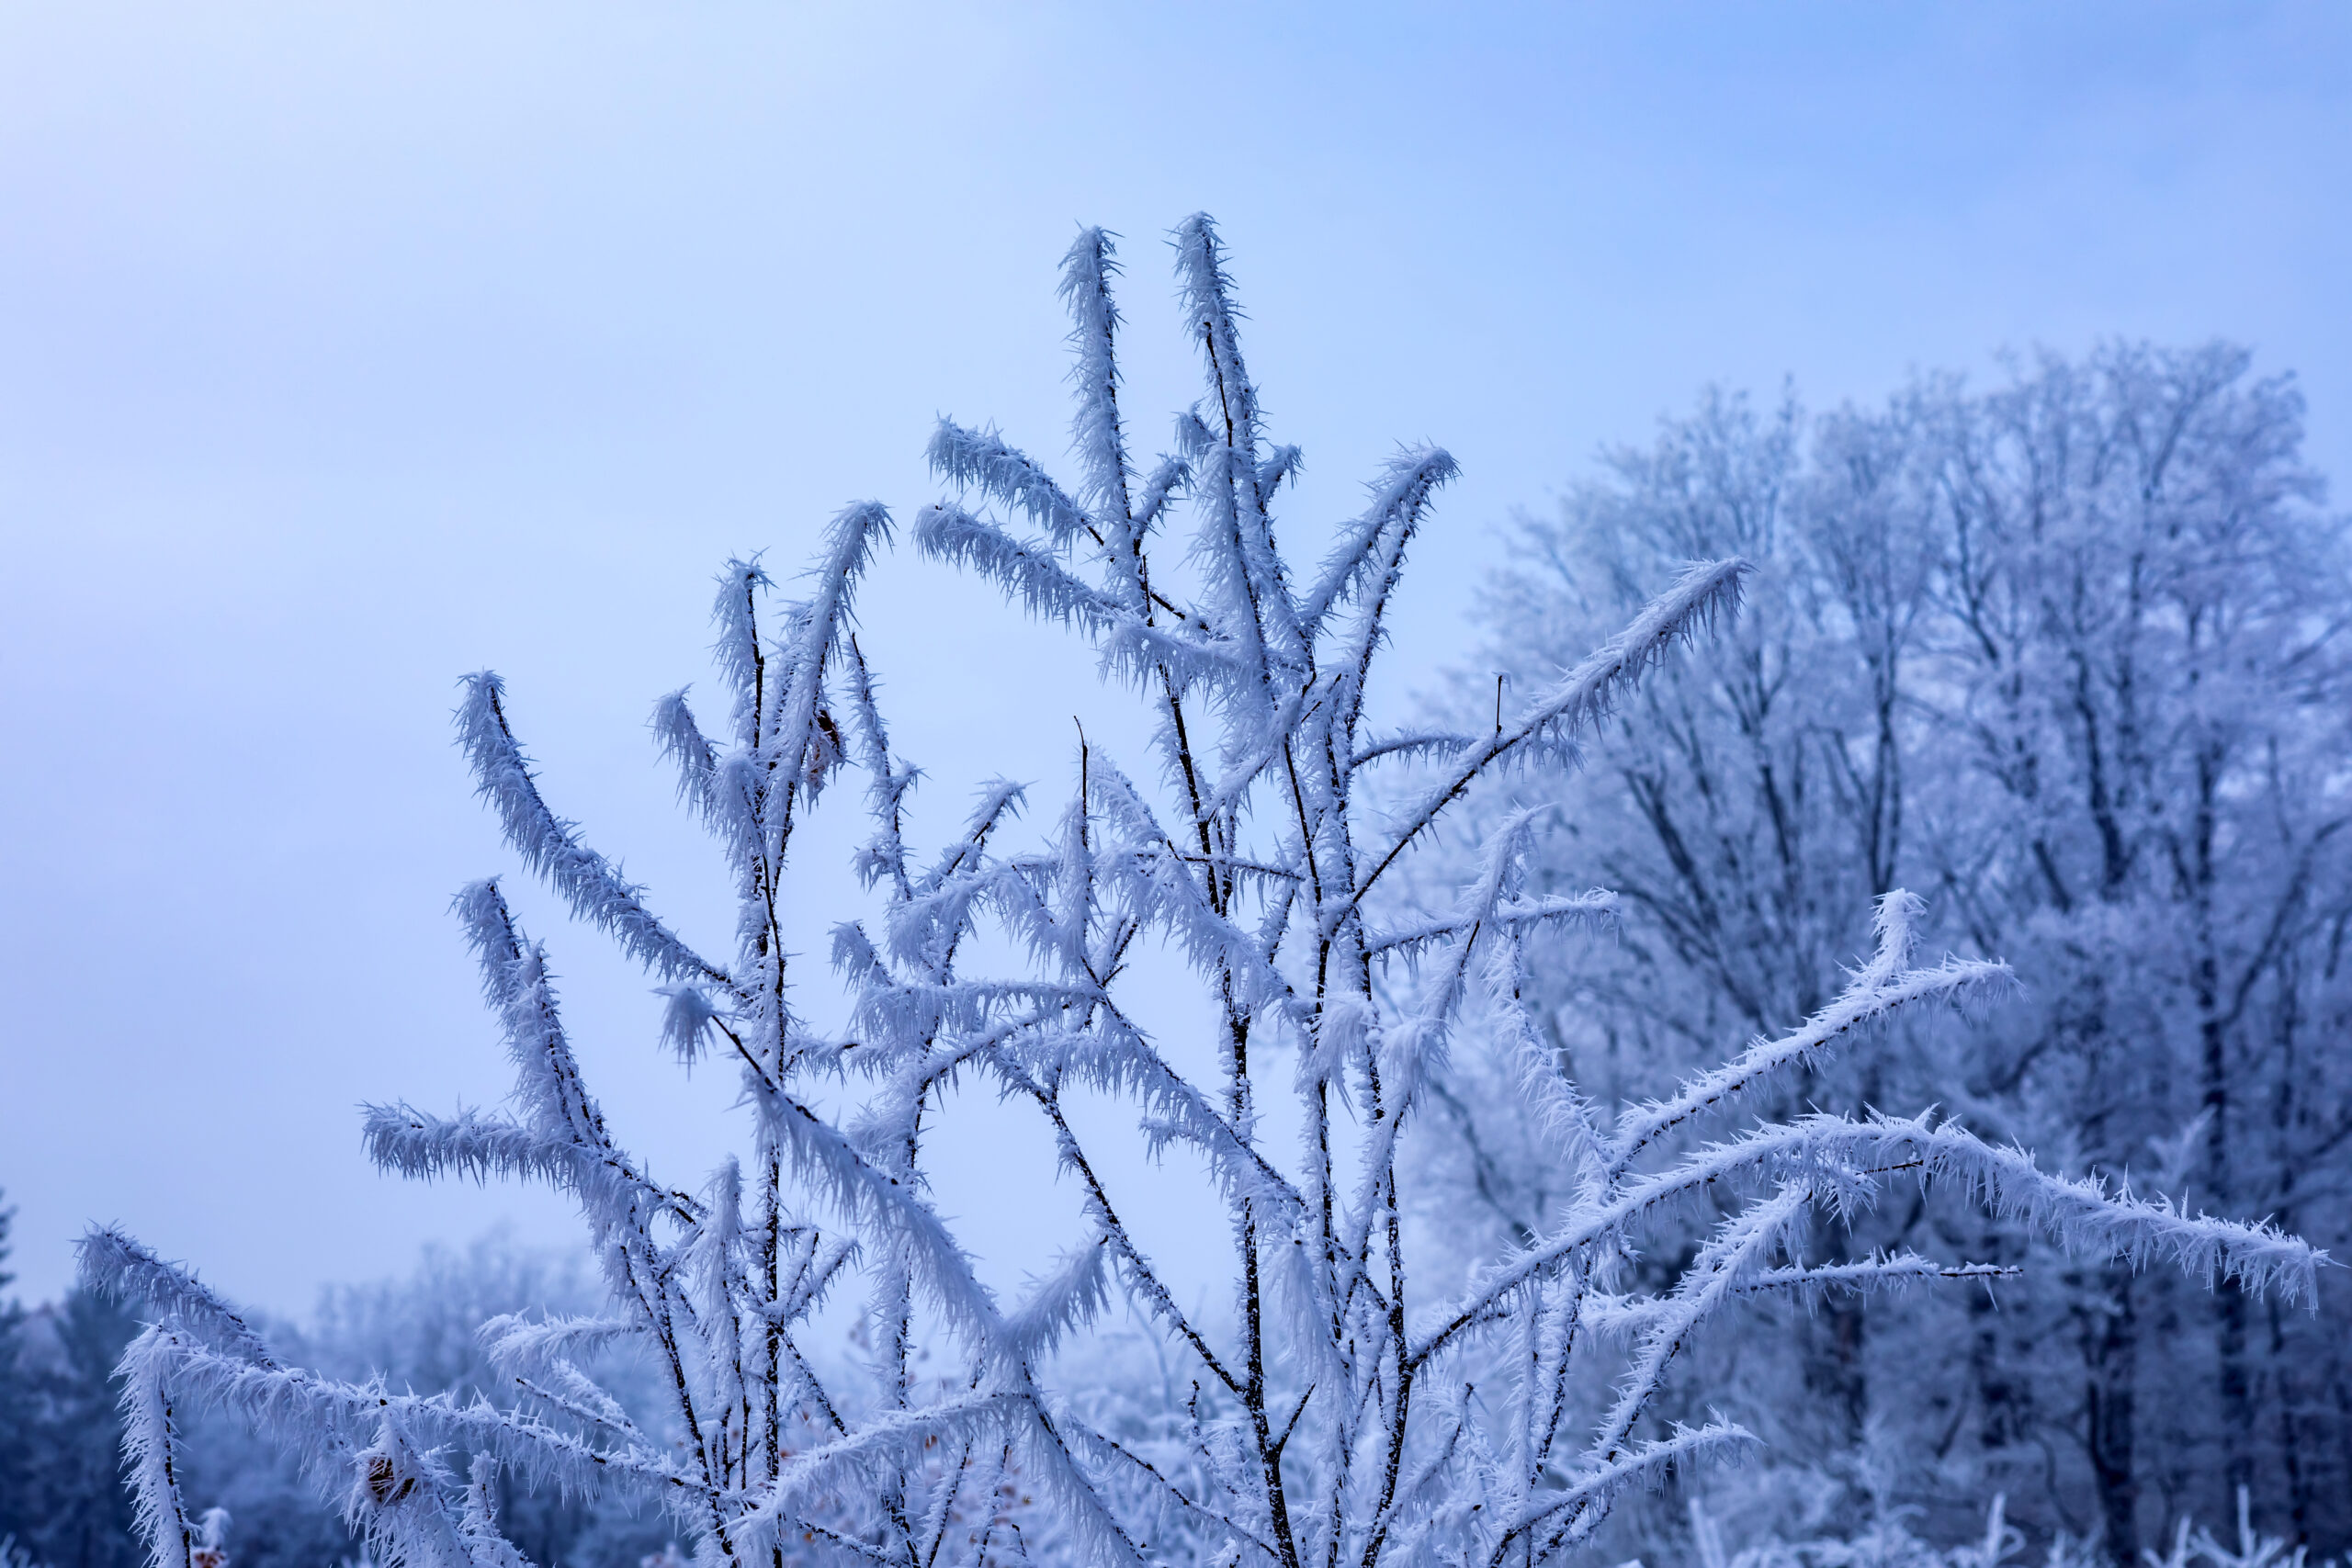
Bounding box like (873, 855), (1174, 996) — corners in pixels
(3, 2), (2348, 1321)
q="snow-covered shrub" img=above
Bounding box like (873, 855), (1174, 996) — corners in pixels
(156, 1235), (673, 1568)
(80, 220), (2320, 1568)
(1669, 1490), (2334, 1568)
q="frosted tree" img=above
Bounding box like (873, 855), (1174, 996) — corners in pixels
(1442, 355), (2352, 1553)
(81, 220), (2324, 1568)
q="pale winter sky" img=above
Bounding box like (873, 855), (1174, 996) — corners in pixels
(2, 2), (2346, 1311)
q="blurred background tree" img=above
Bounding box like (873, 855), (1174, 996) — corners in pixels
(1416, 342), (2352, 1559)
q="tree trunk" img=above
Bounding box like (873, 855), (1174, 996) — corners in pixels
(2084, 1268), (2140, 1565)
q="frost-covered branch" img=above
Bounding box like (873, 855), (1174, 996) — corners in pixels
(456, 672), (726, 988)
(1351, 558), (1748, 914)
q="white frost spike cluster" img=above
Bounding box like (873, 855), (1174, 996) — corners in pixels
(82, 217), (2323, 1568)
(119, 1327), (198, 1568)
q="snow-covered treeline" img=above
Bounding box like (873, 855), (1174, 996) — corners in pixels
(71, 225), (2323, 1568)
(1429, 356), (2352, 1555)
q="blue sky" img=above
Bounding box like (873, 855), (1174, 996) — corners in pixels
(3, 2), (2346, 1309)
